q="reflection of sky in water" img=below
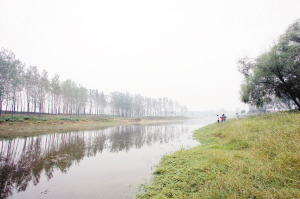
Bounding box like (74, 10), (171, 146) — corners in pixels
(0, 118), (215, 199)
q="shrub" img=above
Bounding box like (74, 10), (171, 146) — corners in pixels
(23, 116), (30, 120)
(4, 116), (19, 122)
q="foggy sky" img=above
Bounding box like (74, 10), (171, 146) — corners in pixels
(1, 0), (299, 112)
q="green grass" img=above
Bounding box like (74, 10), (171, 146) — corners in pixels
(0, 115), (188, 124)
(137, 111), (300, 198)
(0, 114), (188, 138)
(0, 115), (124, 124)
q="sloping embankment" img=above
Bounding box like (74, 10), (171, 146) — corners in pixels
(137, 111), (300, 198)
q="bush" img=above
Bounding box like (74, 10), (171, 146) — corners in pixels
(4, 116), (19, 122)
(23, 116), (30, 120)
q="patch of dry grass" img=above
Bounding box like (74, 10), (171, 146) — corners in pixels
(0, 115), (188, 138)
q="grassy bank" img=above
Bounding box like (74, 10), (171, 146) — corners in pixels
(0, 114), (188, 138)
(137, 111), (300, 198)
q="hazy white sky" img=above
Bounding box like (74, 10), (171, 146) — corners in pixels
(1, 0), (299, 111)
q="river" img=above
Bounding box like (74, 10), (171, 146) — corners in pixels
(0, 118), (215, 199)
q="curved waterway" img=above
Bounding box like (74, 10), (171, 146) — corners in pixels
(0, 118), (215, 199)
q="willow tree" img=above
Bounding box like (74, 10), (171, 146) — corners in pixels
(239, 19), (300, 110)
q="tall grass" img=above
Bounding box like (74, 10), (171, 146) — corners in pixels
(137, 111), (300, 198)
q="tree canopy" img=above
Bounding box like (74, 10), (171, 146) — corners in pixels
(239, 19), (300, 110)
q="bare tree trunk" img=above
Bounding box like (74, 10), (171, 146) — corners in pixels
(39, 102), (42, 117)
(5, 97), (8, 114)
(34, 100), (36, 115)
(27, 101), (30, 115)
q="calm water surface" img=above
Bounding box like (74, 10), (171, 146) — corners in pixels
(0, 118), (215, 199)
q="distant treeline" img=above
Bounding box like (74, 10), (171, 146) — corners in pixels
(0, 48), (188, 117)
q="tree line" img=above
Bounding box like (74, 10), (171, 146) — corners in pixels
(0, 49), (188, 117)
(239, 19), (300, 111)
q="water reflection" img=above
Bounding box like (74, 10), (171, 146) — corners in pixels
(0, 122), (189, 198)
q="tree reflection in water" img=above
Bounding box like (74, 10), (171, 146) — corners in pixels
(0, 122), (188, 198)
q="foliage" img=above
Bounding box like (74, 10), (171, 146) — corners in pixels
(137, 111), (300, 198)
(0, 47), (188, 117)
(239, 19), (300, 110)
(23, 116), (30, 120)
(0, 49), (24, 115)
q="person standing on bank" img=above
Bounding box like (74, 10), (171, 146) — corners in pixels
(222, 114), (227, 123)
(217, 115), (219, 123)
(236, 113), (239, 120)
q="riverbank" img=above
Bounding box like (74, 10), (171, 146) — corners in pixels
(137, 111), (300, 198)
(0, 115), (188, 138)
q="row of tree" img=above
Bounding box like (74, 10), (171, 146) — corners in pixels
(239, 19), (300, 110)
(0, 49), (188, 116)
